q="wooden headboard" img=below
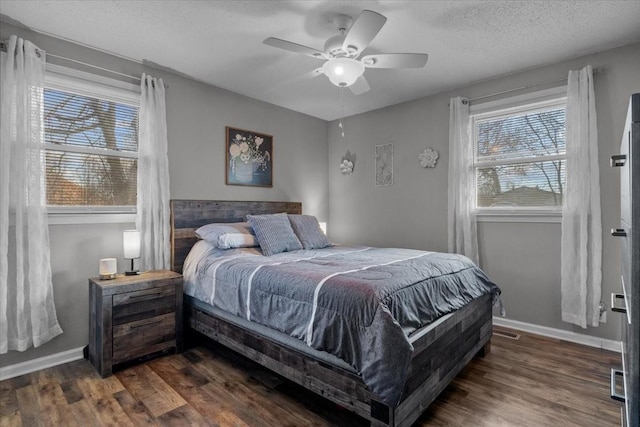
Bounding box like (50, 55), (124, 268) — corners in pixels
(170, 200), (302, 273)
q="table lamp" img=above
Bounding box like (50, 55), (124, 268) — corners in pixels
(123, 229), (140, 275)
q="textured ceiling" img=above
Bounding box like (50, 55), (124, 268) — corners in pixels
(1, 1), (640, 121)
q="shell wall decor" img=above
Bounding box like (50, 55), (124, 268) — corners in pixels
(419, 147), (439, 168)
(340, 150), (356, 175)
(340, 159), (354, 175)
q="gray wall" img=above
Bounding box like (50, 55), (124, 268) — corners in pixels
(2, 18), (638, 368)
(328, 42), (640, 341)
(0, 22), (328, 366)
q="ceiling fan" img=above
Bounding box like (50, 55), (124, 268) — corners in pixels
(263, 10), (428, 95)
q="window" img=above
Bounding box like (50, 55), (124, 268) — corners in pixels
(471, 89), (566, 216)
(44, 65), (140, 217)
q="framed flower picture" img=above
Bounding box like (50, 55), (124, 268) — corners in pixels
(225, 126), (273, 187)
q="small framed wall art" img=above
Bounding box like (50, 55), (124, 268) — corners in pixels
(225, 126), (273, 187)
(375, 143), (393, 187)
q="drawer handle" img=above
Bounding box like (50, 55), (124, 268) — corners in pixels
(611, 228), (627, 237)
(610, 369), (626, 402)
(610, 154), (626, 167)
(130, 319), (163, 329)
(610, 293), (627, 314)
(129, 292), (163, 299)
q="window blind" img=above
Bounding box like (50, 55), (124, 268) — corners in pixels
(44, 88), (138, 207)
(474, 105), (566, 209)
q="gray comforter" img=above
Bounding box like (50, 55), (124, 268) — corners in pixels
(183, 243), (501, 407)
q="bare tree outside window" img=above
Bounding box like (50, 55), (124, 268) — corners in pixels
(474, 106), (566, 208)
(44, 88), (138, 207)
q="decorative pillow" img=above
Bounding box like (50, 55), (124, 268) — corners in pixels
(288, 214), (332, 250)
(195, 222), (254, 246)
(217, 233), (259, 249)
(246, 213), (302, 256)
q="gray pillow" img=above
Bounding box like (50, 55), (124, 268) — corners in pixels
(288, 214), (332, 250)
(246, 213), (303, 256)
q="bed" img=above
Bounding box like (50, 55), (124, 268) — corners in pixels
(170, 199), (499, 427)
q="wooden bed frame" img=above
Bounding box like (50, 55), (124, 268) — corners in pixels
(170, 199), (493, 427)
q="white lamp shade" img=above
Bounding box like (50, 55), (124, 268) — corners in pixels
(322, 58), (364, 87)
(99, 258), (117, 275)
(123, 229), (141, 259)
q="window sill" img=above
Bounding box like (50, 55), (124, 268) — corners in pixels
(476, 212), (561, 223)
(48, 212), (136, 225)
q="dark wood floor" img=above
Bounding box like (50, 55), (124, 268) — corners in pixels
(0, 327), (622, 426)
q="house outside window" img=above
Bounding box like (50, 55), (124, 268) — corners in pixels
(470, 87), (567, 219)
(44, 65), (140, 222)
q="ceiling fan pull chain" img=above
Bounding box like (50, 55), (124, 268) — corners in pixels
(339, 87), (345, 138)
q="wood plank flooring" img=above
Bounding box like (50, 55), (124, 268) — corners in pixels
(0, 327), (622, 426)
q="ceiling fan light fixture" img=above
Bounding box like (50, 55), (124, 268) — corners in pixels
(322, 57), (364, 87)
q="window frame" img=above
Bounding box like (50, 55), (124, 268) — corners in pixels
(469, 86), (567, 222)
(44, 64), (141, 224)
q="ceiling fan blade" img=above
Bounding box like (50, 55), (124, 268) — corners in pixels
(264, 68), (323, 93)
(297, 67), (324, 81)
(361, 53), (428, 68)
(281, 67), (324, 87)
(349, 75), (370, 95)
(263, 37), (330, 59)
(342, 10), (387, 56)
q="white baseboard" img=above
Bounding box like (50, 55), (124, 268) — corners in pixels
(493, 316), (622, 353)
(0, 346), (85, 381)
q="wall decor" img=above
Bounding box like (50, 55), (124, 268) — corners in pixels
(375, 143), (393, 187)
(419, 147), (439, 168)
(226, 126), (273, 187)
(340, 160), (354, 175)
(340, 150), (356, 175)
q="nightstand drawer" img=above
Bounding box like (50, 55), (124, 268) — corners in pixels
(112, 312), (176, 364)
(112, 283), (177, 325)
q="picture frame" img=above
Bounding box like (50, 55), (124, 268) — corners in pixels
(225, 126), (273, 187)
(375, 143), (393, 187)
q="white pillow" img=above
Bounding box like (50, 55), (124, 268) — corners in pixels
(217, 233), (259, 249)
(195, 222), (254, 247)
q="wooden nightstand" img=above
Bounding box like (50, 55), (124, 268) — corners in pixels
(88, 270), (183, 377)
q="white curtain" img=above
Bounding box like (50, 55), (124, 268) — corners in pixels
(561, 65), (602, 328)
(0, 35), (63, 353)
(447, 97), (479, 264)
(137, 73), (170, 270)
